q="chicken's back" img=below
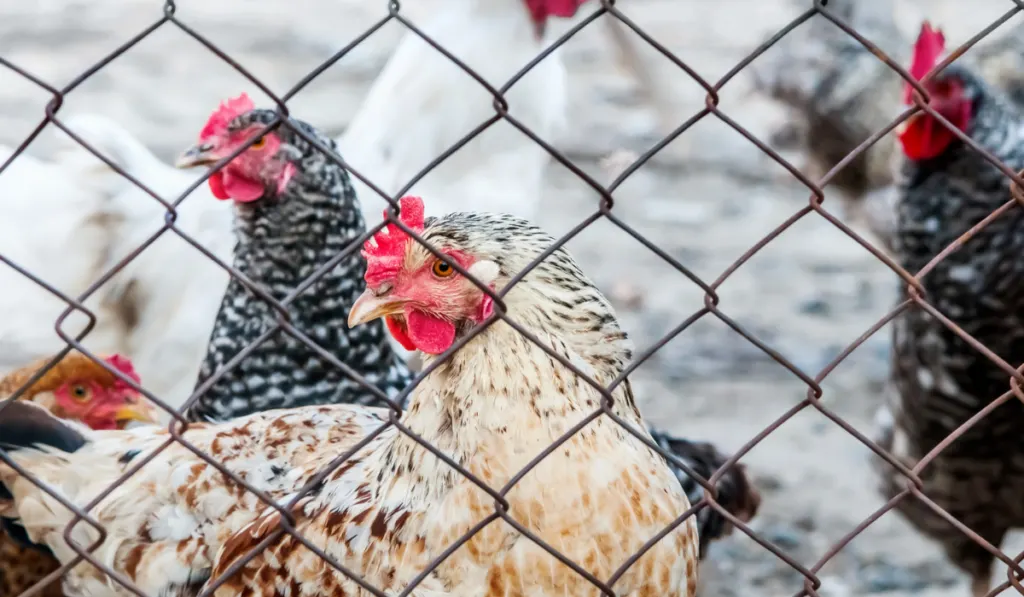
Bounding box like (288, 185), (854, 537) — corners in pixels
(0, 145), (127, 375)
(0, 402), (388, 597)
(51, 114), (235, 412)
(339, 1), (567, 228)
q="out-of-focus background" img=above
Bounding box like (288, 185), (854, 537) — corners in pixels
(3, 0), (1024, 595)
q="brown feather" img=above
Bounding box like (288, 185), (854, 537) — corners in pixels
(0, 353), (121, 399)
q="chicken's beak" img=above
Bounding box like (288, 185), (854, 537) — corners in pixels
(348, 289), (406, 328)
(115, 399), (159, 425)
(175, 142), (219, 169)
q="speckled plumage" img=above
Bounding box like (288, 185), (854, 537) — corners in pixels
(186, 110), (410, 423)
(873, 64), (1024, 591)
(0, 210), (699, 597)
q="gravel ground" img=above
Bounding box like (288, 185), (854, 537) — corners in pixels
(4, 0), (1024, 595)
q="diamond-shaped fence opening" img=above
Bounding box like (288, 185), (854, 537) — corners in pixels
(5, 0), (1024, 596)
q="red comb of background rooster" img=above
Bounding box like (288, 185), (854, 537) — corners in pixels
(902, 21), (946, 104)
(362, 196), (425, 287)
(104, 354), (141, 389)
(199, 93), (255, 141)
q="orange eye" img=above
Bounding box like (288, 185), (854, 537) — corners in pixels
(432, 259), (455, 278)
(69, 384), (91, 401)
(249, 136), (267, 150)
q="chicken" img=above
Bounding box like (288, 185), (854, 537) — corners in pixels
(340, 0), (583, 228)
(869, 24), (1024, 597)
(341, 0), (665, 374)
(0, 195), (699, 597)
(173, 94), (411, 422)
(175, 94), (759, 554)
(45, 114), (235, 412)
(0, 143), (131, 376)
(0, 111), (236, 410)
(27, 0), (651, 410)
(749, 0), (1024, 250)
(0, 352), (156, 597)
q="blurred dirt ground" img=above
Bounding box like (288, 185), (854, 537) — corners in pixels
(4, 0), (1024, 595)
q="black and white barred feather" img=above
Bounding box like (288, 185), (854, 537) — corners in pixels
(186, 111), (411, 422)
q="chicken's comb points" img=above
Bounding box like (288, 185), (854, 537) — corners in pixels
(104, 354), (141, 386)
(903, 21), (946, 104)
(362, 196), (426, 287)
(200, 93), (256, 141)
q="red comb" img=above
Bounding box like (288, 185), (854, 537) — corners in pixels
(362, 196), (425, 287)
(903, 21), (946, 104)
(199, 93), (255, 141)
(104, 354), (141, 386)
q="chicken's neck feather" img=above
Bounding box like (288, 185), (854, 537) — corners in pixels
(381, 242), (647, 484)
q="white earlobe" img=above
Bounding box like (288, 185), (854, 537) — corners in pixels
(467, 260), (499, 285)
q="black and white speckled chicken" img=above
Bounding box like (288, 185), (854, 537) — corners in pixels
(870, 24), (1024, 597)
(750, 0), (1024, 250)
(174, 94), (412, 423)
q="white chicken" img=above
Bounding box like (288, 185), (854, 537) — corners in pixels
(341, 0), (635, 363)
(340, 0), (571, 227)
(0, 141), (129, 375)
(44, 115), (235, 411)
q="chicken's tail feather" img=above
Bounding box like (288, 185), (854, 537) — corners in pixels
(0, 401), (87, 500)
(0, 401), (88, 456)
(0, 401), (85, 553)
(653, 431), (762, 559)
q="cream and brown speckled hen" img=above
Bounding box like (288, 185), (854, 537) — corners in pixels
(0, 196), (698, 597)
(0, 352), (156, 597)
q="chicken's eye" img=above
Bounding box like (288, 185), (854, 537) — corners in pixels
(69, 385), (91, 401)
(432, 259), (455, 278)
(249, 136), (267, 150)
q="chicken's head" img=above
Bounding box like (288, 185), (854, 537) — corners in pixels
(897, 22), (975, 161)
(348, 196), (499, 355)
(175, 93), (298, 204)
(8, 353), (157, 431)
(523, 0), (589, 39)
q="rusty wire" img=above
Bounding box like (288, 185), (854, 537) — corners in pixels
(3, 0), (1024, 595)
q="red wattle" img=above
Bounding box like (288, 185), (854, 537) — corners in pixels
(406, 309), (456, 355)
(222, 171), (265, 203)
(385, 316), (417, 351)
(208, 171), (231, 200)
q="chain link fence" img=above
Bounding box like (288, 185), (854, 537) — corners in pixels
(3, 0), (1024, 595)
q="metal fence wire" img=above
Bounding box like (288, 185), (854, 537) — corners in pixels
(4, 0), (1024, 595)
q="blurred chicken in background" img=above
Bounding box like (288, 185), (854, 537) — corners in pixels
(0, 352), (156, 597)
(748, 0), (1024, 252)
(0, 143), (133, 374)
(0, 0), (654, 409)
